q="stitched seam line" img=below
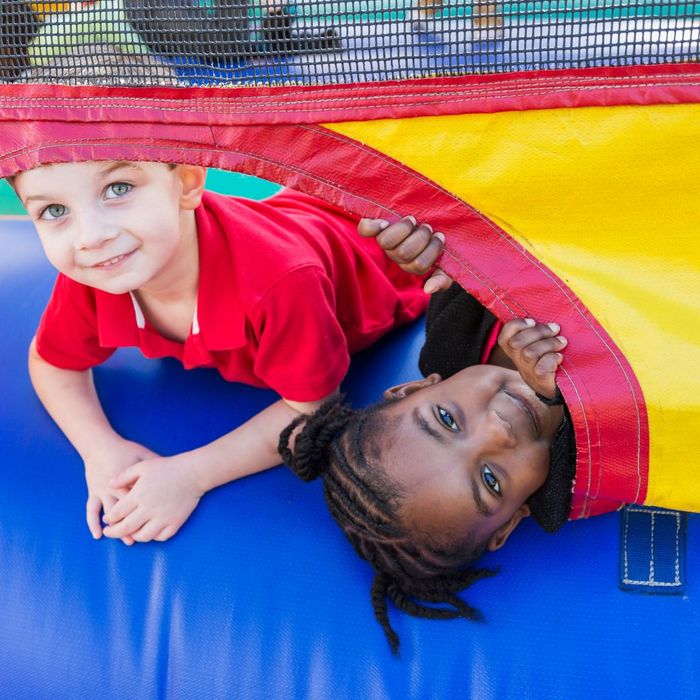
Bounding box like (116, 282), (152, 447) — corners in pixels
(2, 77), (700, 115)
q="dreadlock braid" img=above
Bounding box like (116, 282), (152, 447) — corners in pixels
(278, 394), (355, 481)
(278, 396), (498, 655)
(371, 574), (400, 655)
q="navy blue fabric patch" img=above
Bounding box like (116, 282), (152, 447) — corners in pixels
(620, 506), (686, 594)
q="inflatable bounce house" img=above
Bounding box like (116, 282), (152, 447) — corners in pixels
(1, 1), (699, 697)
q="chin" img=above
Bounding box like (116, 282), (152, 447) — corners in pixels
(81, 273), (141, 296)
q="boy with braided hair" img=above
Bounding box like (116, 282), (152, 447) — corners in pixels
(279, 216), (576, 653)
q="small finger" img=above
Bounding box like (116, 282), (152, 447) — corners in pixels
(103, 510), (149, 540)
(86, 495), (103, 539)
(498, 317), (537, 347)
(506, 322), (562, 351)
(400, 233), (445, 275)
(155, 525), (177, 542)
(423, 268), (453, 294)
(108, 464), (140, 490)
(534, 352), (564, 377)
(388, 225), (435, 265)
(357, 217), (390, 237)
(130, 520), (165, 543)
(101, 494), (117, 523)
(375, 216), (422, 250)
(103, 496), (137, 525)
(517, 337), (568, 365)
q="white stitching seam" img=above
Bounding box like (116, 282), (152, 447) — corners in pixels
(1, 74), (699, 114)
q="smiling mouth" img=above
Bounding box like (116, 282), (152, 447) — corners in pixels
(503, 389), (541, 439)
(92, 251), (134, 269)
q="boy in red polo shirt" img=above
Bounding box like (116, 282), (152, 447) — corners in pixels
(14, 160), (445, 544)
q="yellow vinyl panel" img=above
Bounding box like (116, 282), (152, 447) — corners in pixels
(328, 104), (700, 510)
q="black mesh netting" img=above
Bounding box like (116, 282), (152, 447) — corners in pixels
(0, 1), (698, 86)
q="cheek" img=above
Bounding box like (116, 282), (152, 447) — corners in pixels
(400, 474), (476, 541)
(38, 235), (72, 270)
(140, 215), (180, 251)
(513, 445), (550, 493)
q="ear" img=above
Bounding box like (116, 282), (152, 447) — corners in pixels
(177, 165), (207, 210)
(486, 504), (530, 551)
(383, 373), (442, 401)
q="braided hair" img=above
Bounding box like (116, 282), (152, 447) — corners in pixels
(278, 395), (496, 655)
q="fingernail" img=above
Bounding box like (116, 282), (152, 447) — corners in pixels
(547, 322), (560, 333)
(434, 231), (445, 243)
(423, 223), (433, 233)
(524, 318), (536, 326)
(405, 215), (417, 225)
(423, 280), (437, 294)
(377, 220), (389, 230)
(557, 335), (568, 346)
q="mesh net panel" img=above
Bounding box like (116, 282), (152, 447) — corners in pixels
(0, 1), (698, 85)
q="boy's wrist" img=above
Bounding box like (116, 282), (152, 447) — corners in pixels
(76, 429), (127, 463)
(180, 447), (215, 495)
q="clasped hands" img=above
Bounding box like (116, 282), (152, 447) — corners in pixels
(84, 439), (203, 545)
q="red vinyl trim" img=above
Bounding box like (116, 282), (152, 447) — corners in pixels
(0, 63), (699, 127)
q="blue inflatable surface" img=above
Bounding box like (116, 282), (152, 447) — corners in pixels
(1, 219), (699, 699)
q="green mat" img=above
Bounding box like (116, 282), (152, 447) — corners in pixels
(1, 169), (281, 217)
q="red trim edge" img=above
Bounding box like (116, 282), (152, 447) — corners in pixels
(0, 63), (699, 127)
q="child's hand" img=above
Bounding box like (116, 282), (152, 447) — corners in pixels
(358, 216), (453, 294)
(101, 454), (204, 543)
(497, 318), (568, 400)
(84, 439), (159, 545)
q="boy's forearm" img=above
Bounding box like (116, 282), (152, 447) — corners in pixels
(185, 399), (304, 493)
(28, 337), (121, 459)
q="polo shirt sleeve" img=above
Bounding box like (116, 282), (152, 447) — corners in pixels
(250, 266), (350, 402)
(35, 275), (116, 370)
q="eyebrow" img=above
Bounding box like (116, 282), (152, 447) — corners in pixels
(471, 475), (493, 517)
(412, 407), (447, 444)
(98, 161), (140, 176)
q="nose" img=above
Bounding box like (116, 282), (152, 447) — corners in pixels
(74, 207), (119, 250)
(487, 410), (517, 448)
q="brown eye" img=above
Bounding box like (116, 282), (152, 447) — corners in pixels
(482, 465), (501, 496)
(437, 406), (459, 432)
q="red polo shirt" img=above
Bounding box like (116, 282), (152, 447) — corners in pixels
(35, 189), (428, 401)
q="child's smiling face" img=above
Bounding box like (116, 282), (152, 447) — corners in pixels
(15, 160), (205, 295)
(378, 364), (563, 553)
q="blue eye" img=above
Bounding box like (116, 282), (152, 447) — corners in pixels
(437, 406), (459, 432)
(482, 465), (501, 496)
(40, 203), (67, 221)
(106, 182), (132, 199)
